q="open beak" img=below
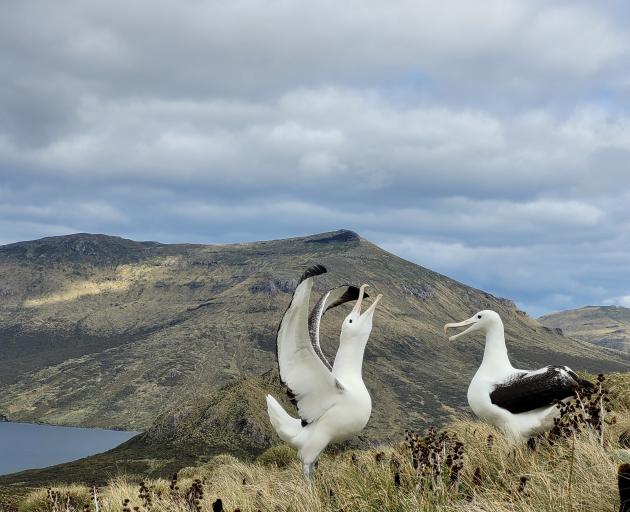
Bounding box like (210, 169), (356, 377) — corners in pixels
(352, 284), (369, 315)
(444, 316), (478, 341)
(363, 293), (382, 316)
(351, 285), (382, 317)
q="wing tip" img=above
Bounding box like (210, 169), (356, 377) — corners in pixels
(565, 367), (596, 390)
(298, 264), (327, 284)
(577, 376), (596, 390)
(341, 284), (369, 301)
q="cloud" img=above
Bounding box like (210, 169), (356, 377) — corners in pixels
(1, 1), (630, 316)
(605, 295), (630, 308)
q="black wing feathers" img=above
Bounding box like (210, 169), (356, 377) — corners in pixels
(324, 285), (367, 310)
(299, 264), (327, 284)
(490, 366), (593, 414)
(565, 368), (595, 391)
(307, 285), (366, 342)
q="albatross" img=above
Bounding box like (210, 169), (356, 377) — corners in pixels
(266, 264), (382, 479)
(444, 309), (593, 442)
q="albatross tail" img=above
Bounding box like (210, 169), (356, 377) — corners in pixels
(266, 394), (303, 445)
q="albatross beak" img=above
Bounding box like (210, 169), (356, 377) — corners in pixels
(352, 284), (369, 315)
(444, 316), (478, 341)
(362, 293), (382, 317)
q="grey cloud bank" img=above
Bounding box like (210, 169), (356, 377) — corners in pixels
(2, 0), (630, 317)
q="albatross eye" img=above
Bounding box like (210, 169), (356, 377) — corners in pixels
(477, 314), (482, 319)
(349, 319), (353, 323)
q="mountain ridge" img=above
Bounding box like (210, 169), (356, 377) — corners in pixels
(539, 305), (630, 353)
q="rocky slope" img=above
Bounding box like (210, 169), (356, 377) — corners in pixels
(0, 230), (628, 438)
(539, 306), (630, 353)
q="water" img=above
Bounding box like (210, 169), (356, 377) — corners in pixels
(0, 422), (138, 476)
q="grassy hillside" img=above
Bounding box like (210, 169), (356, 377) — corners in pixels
(540, 306), (630, 353)
(0, 230), (628, 438)
(8, 372), (630, 512)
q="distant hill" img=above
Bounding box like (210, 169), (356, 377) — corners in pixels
(539, 306), (630, 353)
(0, 230), (628, 441)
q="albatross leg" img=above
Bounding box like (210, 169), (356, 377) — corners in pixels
(303, 462), (315, 480)
(299, 435), (327, 480)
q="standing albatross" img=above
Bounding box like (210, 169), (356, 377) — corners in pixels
(266, 264), (382, 479)
(444, 310), (593, 442)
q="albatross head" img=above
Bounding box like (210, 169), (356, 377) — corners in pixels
(443, 310), (503, 341)
(340, 284), (382, 343)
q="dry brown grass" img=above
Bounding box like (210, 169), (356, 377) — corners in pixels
(18, 406), (630, 512)
(22, 263), (163, 308)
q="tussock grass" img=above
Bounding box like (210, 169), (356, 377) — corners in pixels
(18, 411), (630, 511)
(19, 485), (92, 512)
(602, 372), (630, 410)
(17, 373), (630, 511)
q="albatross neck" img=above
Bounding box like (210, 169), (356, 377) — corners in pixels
(332, 341), (366, 379)
(480, 323), (513, 373)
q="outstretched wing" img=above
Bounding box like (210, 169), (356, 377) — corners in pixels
(490, 365), (594, 414)
(276, 264), (343, 424)
(308, 285), (366, 369)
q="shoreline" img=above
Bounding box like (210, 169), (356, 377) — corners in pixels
(0, 417), (141, 433)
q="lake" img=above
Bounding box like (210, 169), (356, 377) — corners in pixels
(0, 421), (138, 476)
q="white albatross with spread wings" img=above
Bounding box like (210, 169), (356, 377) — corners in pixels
(444, 310), (594, 442)
(266, 264), (382, 479)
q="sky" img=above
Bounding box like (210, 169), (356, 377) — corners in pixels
(2, 0), (630, 317)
